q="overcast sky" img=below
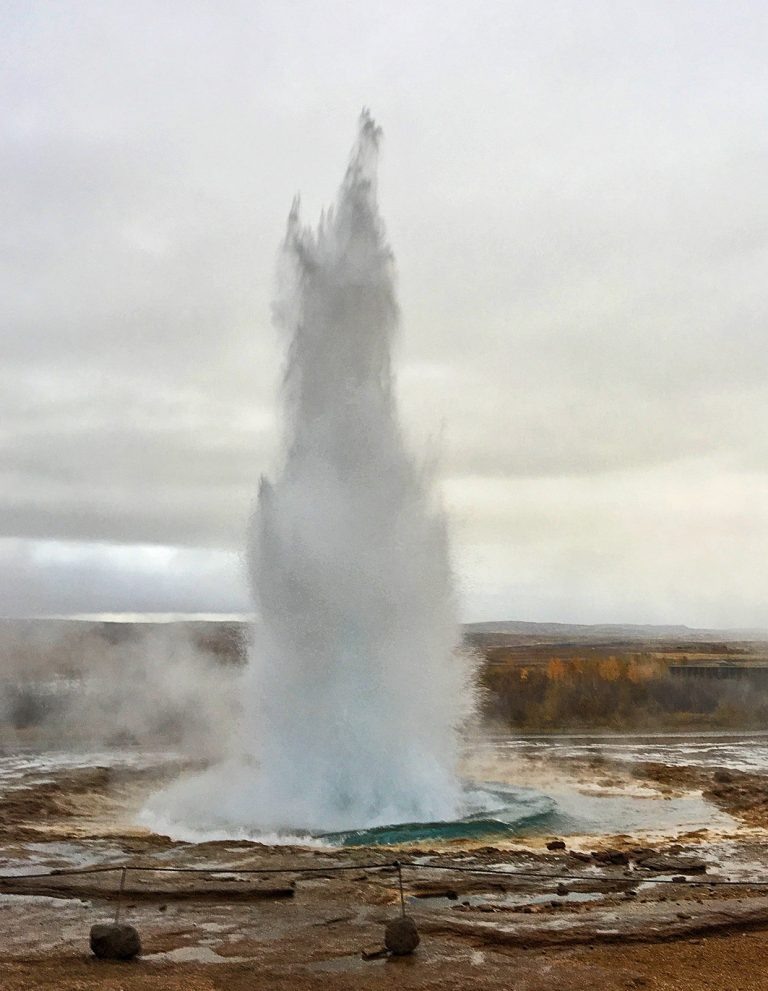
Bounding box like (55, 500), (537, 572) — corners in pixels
(2, 0), (767, 625)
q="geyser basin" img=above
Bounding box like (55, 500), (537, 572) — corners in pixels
(142, 777), (556, 846)
(319, 783), (556, 846)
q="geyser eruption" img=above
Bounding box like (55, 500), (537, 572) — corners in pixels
(247, 111), (472, 831)
(146, 112), (474, 837)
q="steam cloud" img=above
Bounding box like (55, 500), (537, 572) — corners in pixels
(0, 620), (241, 760)
(146, 112), (476, 836)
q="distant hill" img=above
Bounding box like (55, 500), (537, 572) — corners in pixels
(1, 614), (766, 646)
(463, 620), (768, 642)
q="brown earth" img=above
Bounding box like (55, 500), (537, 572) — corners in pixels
(5, 927), (768, 991)
(4, 747), (768, 988)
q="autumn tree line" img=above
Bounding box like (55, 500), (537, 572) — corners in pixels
(480, 654), (768, 731)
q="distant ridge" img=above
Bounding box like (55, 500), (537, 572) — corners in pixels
(464, 620), (768, 641)
(1, 614), (766, 642)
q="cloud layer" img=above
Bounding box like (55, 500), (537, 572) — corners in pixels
(2, 1), (767, 624)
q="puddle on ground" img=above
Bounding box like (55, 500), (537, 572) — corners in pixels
(482, 731), (768, 775)
(0, 892), (87, 908)
(409, 889), (606, 910)
(308, 954), (387, 973)
(144, 944), (251, 964)
(0, 864), (53, 877)
(531, 790), (736, 838)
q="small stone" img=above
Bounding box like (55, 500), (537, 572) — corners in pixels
(361, 945), (389, 961)
(629, 847), (656, 860)
(556, 883), (569, 896)
(638, 857), (707, 875)
(592, 849), (629, 865)
(89, 923), (141, 961)
(384, 916), (420, 955)
(713, 769), (733, 783)
(547, 839), (566, 851)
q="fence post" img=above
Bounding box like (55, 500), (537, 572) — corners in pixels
(114, 867), (127, 924)
(395, 860), (405, 918)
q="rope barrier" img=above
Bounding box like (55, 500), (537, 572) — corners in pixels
(405, 862), (768, 887)
(114, 867), (127, 924)
(1, 858), (768, 888)
(395, 860), (406, 917)
(0, 861), (394, 880)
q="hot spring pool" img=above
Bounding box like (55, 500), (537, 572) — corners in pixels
(315, 775), (734, 846)
(318, 783), (556, 845)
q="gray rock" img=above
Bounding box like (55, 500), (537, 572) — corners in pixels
(569, 851), (592, 863)
(384, 916), (420, 955)
(629, 847), (656, 860)
(592, 849), (629, 865)
(90, 922), (141, 960)
(639, 857), (707, 875)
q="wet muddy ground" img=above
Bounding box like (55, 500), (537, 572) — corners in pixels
(4, 740), (768, 988)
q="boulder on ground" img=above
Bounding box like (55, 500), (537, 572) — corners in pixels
(638, 857), (707, 875)
(592, 849), (629, 865)
(384, 916), (420, 955)
(547, 839), (566, 851)
(89, 923), (141, 960)
(629, 847), (656, 860)
(569, 851), (591, 863)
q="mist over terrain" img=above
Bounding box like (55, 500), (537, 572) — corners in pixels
(0, 619), (243, 758)
(4, 617), (768, 757)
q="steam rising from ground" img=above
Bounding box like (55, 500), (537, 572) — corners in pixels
(147, 112), (475, 835)
(0, 620), (241, 759)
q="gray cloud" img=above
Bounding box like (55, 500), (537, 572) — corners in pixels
(2, 0), (767, 623)
(0, 537), (249, 617)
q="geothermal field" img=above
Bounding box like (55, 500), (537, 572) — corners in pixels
(3, 114), (768, 991)
(5, 619), (768, 989)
